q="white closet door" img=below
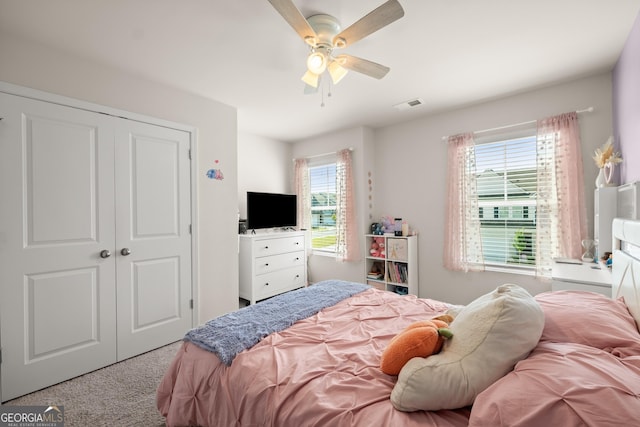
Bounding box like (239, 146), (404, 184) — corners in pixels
(0, 92), (117, 401)
(114, 119), (192, 360)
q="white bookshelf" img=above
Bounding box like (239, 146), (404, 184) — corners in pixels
(364, 234), (418, 296)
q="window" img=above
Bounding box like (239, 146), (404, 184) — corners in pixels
(309, 162), (337, 252)
(474, 135), (537, 268)
(444, 111), (587, 277)
(295, 149), (359, 261)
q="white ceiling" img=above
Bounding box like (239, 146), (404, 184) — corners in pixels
(1, 0), (639, 142)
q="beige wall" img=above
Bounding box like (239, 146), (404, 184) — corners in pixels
(0, 32), (239, 323)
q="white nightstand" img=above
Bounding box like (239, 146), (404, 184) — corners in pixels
(551, 261), (612, 297)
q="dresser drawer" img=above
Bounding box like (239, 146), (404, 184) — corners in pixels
(253, 235), (304, 257)
(255, 250), (305, 275)
(255, 266), (306, 300)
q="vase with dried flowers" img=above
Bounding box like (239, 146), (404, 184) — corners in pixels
(593, 136), (622, 187)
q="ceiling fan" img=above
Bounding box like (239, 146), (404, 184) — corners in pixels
(267, 0), (405, 89)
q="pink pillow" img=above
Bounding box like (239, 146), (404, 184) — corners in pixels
(535, 291), (640, 356)
(470, 341), (640, 426)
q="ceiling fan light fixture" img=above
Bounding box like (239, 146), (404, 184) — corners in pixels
(301, 70), (320, 88)
(268, 0), (405, 100)
(306, 51), (327, 74)
(328, 60), (348, 84)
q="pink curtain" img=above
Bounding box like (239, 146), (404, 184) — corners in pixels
(535, 112), (587, 276)
(336, 149), (359, 262)
(294, 158), (311, 231)
(443, 133), (485, 272)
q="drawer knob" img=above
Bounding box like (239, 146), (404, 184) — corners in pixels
(265, 263), (269, 266)
(264, 246), (269, 249)
(265, 282), (269, 286)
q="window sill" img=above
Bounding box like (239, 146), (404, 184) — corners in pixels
(311, 249), (336, 258)
(484, 264), (536, 277)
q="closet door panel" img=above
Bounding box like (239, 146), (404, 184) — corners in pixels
(27, 116), (97, 243)
(131, 135), (180, 236)
(0, 92), (117, 401)
(115, 120), (192, 360)
(132, 257), (181, 328)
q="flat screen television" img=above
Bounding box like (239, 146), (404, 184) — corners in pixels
(246, 191), (297, 230)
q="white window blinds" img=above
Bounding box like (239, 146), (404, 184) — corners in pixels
(473, 134), (537, 268)
(309, 161), (337, 252)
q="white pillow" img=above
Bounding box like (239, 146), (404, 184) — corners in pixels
(390, 284), (544, 411)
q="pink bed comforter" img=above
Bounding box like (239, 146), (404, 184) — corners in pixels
(157, 288), (471, 426)
(469, 290), (640, 426)
(157, 288), (640, 427)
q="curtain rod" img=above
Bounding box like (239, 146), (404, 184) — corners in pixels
(441, 107), (594, 141)
(293, 147), (354, 161)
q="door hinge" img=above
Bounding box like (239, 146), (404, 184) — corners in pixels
(189, 224), (192, 234)
(189, 299), (194, 309)
(0, 348), (2, 364)
(188, 149), (192, 160)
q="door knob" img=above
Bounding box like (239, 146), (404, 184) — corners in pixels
(100, 249), (111, 258)
(120, 248), (131, 256)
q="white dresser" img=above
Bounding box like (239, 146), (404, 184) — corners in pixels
(551, 261), (612, 297)
(239, 231), (307, 304)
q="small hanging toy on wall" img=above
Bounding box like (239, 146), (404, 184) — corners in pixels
(206, 159), (225, 181)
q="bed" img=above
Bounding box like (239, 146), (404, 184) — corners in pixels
(157, 219), (640, 426)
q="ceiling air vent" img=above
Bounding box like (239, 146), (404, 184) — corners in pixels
(393, 98), (424, 111)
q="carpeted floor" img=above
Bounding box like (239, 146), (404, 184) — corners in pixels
(3, 340), (183, 427)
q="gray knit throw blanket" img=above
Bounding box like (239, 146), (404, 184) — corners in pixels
(183, 280), (370, 365)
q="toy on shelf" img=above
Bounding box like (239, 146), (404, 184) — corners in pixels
(380, 216), (394, 234)
(369, 236), (386, 258)
(380, 216), (413, 236)
(370, 222), (384, 235)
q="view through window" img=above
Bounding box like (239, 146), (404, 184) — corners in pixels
(309, 163), (337, 252)
(473, 135), (537, 267)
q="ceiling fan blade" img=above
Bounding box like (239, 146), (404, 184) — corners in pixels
(334, 54), (390, 79)
(268, 0), (318, 43)
(304, 83), (319, 95)
(332, 0), (404, 47)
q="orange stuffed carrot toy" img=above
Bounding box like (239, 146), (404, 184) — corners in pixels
(380, 316), (454, 375)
